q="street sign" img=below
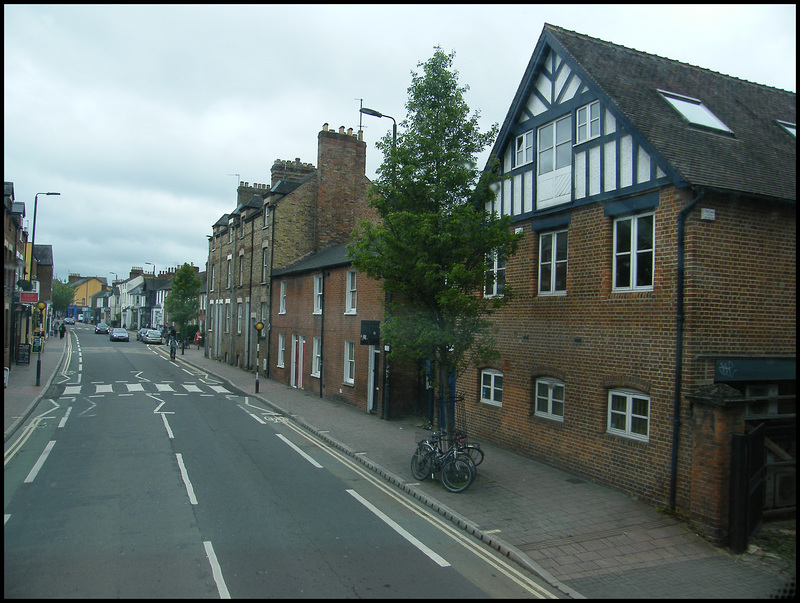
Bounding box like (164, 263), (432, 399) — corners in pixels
(20, 292), (38, 303)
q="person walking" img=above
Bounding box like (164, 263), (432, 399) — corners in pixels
(59, 322), (66, 339)
(168, 335), (178, 361)
(194, 331), (203, 350)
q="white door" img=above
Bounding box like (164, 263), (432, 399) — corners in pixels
(291, 335), (305, 389)
(367, 345), (378, 413)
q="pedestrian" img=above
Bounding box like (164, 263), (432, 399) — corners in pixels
(194, 331), (203, 350)
(59, 322), (66, 339)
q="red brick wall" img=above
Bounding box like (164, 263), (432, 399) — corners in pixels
(458, 185), (796, 535)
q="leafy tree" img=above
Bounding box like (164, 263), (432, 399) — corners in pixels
(163, 263), (202, 338)
(51, 278), (77, 314)
(348, 47), (519, 428)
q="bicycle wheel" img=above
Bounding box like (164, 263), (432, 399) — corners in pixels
(440, 456), (475, 493)
(411, 444), (435, 481)
(465, 445), (484, 467)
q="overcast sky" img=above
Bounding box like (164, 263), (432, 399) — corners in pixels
(4, 4), (796, 283)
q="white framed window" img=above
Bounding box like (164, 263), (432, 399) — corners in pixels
(535, 378), (565, 421)
(576, 100), (600, 143)
(344, 340), (355, 385)
(228, 225), (233, 243)
(261, 247), (269, 282)
(345, 270), (357, 314)
(238, 253), (244, 286)
(236, 303), (242, 334)
(484, 252), (506, 297)
(225, 302), (231, 333)
(277, 333), (285, 367)
(210, 264), (215, 292)
(226, 259), (232, 288)
(539, 229), (568, 295)
(658, 90), (732, 133)
(613, 212), (654, 291)
(263, 204), (270, 228)
(481, 369), (503, 406)
(313, 274), (323, 314)
(311, 337), (322, 377)
(515, 130), (534, 167)
(279, 280), (287, 314)
(537, 114), (572, 208)
(607, 389), (650, 441)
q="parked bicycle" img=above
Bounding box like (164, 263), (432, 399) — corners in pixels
(411, 430), (477, 493)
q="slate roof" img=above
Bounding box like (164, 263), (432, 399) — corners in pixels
(32, 244), (53, 266)
(495, 24), (796, 203)
(272, 243), (351, 277)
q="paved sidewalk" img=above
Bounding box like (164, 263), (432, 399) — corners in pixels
(4, 332), (795, 598)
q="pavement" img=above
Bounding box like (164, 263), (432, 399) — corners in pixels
(5, 327), (796, 599)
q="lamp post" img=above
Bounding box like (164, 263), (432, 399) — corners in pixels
(35, 301), (46, 386)
(359, 107), (397, 421)
(30, 192), (60, 284)
(254, 321), (264, 392)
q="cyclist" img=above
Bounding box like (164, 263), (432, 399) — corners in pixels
(168, 335), (178, 360)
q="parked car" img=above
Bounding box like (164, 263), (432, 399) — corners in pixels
(137, 327), (148, 341)
(142, 329), (163, 344)
(95, 323), (110, 334)
(109, 328), (129, 342)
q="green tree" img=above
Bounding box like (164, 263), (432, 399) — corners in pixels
(163, 263), (202, 338)
(51, 278), (77, 314)
(348, 47), (519, 428)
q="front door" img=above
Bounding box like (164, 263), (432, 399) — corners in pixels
(291, 335), (305, 389)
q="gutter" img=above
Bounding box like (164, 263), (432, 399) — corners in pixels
(670, 188), (705, 510)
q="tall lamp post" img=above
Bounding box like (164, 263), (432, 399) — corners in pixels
(359, 107), (397, 421)
(31, 192), (59, 384)
(35, 301), (46, 386)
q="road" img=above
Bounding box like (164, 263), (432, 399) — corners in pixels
(5, 325), (561, 598)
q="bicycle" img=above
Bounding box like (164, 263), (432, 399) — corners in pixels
(453, 430), (484, 467)
(169, 345), (177, 361)
(411, 431), (476, 493)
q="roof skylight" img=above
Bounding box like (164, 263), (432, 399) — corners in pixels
(658, 90), (733, 133)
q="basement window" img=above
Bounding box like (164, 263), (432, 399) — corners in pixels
(658, 90), (732, 134)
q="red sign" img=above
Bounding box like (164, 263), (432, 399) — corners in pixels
(20, 292), (39, 304)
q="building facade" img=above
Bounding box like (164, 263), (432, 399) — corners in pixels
(458, 25), (796, 546)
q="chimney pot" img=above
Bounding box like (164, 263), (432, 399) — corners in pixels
(347, 127), (353, 136)
(322, 123), (329, 131)
(339, 126), (345, 134)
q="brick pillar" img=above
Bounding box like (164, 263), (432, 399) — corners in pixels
(687, 383), (747, 546)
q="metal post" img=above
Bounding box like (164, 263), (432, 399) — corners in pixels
(254, 321), (264, 392)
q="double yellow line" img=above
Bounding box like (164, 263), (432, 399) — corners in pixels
(4, 417), (42, 466)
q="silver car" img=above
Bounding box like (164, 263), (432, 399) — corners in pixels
(142, 329), (163, 344)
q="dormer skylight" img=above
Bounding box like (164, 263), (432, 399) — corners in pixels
(658, 89), (733, 134)
(776, 120), (796, 137)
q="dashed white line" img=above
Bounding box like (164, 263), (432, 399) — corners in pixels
(58, 407), (72, 428)
(276, 434), (323, 468)
(175, 453), (198, 504)
(203, 541), (231, 599)
(24, 440), (56, 483)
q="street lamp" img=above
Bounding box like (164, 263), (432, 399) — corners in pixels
(35, 301), (46, 386)
(254, 321), (264, 392)
(30, 192), (60, 281)
(359, 107), (397, 421)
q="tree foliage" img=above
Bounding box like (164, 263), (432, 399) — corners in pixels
(348, 47), (519, 411)
(51, 278), (77, 313)
(163, 263), (202, 336)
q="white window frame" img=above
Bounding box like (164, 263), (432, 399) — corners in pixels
(263, 204), (270, 228)
(277, 333), (285, 367)
(480, 369), (503, 406)
(576, 100), (600, 143)
(538, 229), (568, 295)
(484, 252), (506, 298)
(311, 337), (322, 377)
(607, 389), (650, 441)
(238, 253), (244, 286)
(236, 302), (242, 334)
(313, 274), (323, 314)
(515, 130), (534, 167)
(345, 270), (357, 314)
(535, 378), (565, 421)
(261, 247), (269, 283)
(210, 264), (215, 292)
(537, 114), (572, 208)
(226, 259), (232, 288)
(613, 212), (655, 292)
(224, 302), (231, 333)
(344, 340), (355, 385)
(279, 280), (287, 314)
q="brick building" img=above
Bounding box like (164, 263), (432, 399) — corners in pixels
(206, 124), (417, 416)
(458, 25), (795, 547)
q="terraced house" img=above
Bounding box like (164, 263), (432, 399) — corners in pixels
(459, 24), (795, 547)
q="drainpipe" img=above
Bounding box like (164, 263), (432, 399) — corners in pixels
(266, 203), (276, 379)
(670, 188), (705, 510)
(319, 270), (325, 398)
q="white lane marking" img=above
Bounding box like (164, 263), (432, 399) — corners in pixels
(209, 385), (230, 393)
(63, 385), (82, 395)
(276, 434), (323, 468)
(155, 383), (175, 392)
(346, 489), (450, 568)
(203, 541), (231, 599)
(95, 384), (114, 393)
(24, 440), (56, 483)
(126, 383), (144, 392)
(175, 453), (198, 504)
(182, 384), (202, 393)
(58, 406), (72, 428)
(161, 414), (174, 439)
